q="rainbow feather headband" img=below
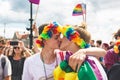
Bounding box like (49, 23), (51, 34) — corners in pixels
(36, 22), (62, 48)
(61, 25), (88, 48)
(114, 40), (120, 55)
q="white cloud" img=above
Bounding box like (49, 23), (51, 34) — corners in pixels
(0, 1), (11, 16)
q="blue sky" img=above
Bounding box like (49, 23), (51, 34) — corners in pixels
(0, 0), (120, 43)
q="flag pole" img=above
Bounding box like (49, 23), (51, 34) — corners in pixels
(34, 5), (39, 23)
(85, 4), (86, 22)
(29, 3), (33, 49)
(82, 14), (85, 22)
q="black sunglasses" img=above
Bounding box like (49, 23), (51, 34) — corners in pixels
(115, 34), (120, 40)
(115, 34), (118, 40)
(0, 46), (4, 50)
(13, 46), (20, 49)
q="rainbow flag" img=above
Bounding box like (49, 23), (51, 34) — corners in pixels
(72, 3), (86, 16)
(29, 0), (40, 5)
(54, 60), (102, 80)
(53, 52), (103, 80)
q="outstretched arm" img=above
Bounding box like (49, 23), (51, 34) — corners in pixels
(68, 47), (106, 71)
(82, 47), (106, 57)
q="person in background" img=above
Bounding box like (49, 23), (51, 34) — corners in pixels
(101, 43), (109, 73)
(96, 40), (102, 48)
(12, 31), (30, 48)
(106, 39), (120, 80)
(104, 28), (120, 70)
(8, 40), (31, 80)
(0, 37), (12, 80)
(90, 40), (95, 47)
(102, 43), (109, 51)
(106, 28), (120, 80)
(109, 41), (115, 49)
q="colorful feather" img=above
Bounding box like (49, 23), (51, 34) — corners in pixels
(61, 25), (88, 49)
(114, 40), (120, 54)
(36, 22), (62, 48)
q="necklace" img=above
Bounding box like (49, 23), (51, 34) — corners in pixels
(41, 54), (58, 80)
(42, 58), (47, 80)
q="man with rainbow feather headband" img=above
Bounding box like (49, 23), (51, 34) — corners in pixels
(22, 22), (62, 80)
(53, 25), (108, 80)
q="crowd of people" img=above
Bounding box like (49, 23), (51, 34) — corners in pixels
(0, 21), (120, 80)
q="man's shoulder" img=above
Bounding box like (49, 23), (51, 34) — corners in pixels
(0, 54), (9, 61)
(0, 54), (7, 58)
(25, 53), (40, 62)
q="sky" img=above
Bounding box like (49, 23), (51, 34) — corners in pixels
(0, 0), (120, 43)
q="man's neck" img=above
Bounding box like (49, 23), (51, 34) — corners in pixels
(41, 48), (56, 64)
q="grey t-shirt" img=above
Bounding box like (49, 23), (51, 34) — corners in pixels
(0, 54), (12, 79)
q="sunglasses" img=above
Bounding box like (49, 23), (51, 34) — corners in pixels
(115, 34), (118, 40)
(0, 46), (4, 50)
(13, 46), (20, 49)
(115, 34), (120, 40)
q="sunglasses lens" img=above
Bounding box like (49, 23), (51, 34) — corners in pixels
(14, 47), (20, 49)
(0, 46), (4, 50)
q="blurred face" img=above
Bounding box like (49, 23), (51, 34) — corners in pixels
(96, 43), (101, 48)
(13, 46), (22, 54)
(102, 45), (107, 51)
(90, 40), (94, 45)
(44, 33), (61, 49)
(115, 34), (120, 40)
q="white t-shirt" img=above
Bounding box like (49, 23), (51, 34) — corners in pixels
(0, 54), (12, 80)
(22, 53), (57, 80)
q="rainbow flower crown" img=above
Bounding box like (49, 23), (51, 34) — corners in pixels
(36, 22), (62, 48)
(61, 25), (89, 48)
(114, 40), (120, 54)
